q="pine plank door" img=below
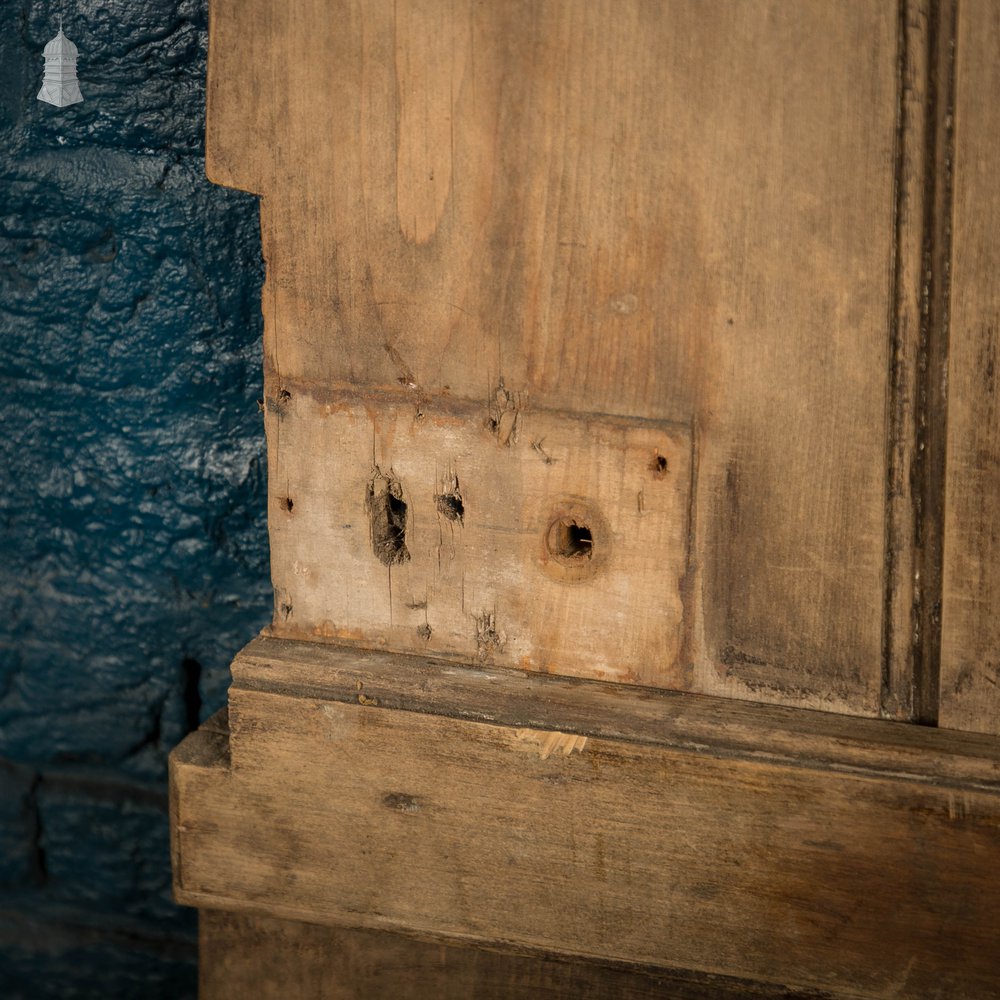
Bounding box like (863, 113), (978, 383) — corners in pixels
(204, 0), (947, 721)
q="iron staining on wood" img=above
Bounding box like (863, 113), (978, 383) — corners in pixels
(366, 467), (411, 566)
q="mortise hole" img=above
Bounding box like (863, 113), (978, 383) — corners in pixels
(650, 454), (668, 478)
(282, 497), (294, 512)
(547, 518), (593, 561)
(366, 469), (411, 566)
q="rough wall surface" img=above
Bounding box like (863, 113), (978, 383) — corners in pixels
(0, 1), (269, 995)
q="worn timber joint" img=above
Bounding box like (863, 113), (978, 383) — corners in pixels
(171, 635), (1000, 999)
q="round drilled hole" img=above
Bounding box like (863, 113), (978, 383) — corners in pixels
(539, 499), (609, 584)
(546, 518), (594, 562)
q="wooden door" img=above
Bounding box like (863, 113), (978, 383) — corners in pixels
(171, 2), (1000, 996)
(207, 0), (926, 719)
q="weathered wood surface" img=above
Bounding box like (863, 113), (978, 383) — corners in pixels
(940, 0), (1000, 735)
(199, 909), (838, 1000)
(268, 396), (692, 686)
(229, 637), (1000, 789)
(206, 0), (919, 715)
(172, 638), (1000, 999)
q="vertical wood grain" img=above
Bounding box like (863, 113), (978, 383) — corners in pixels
(940, 0), (1000, 734)
(204, 0), (936, 716)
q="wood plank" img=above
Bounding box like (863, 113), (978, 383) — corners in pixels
(232, 637), (1000, 791)
(268, 395), (692, 686)
(206, 0), (908, 714)
(171, 639), (1000, 999)
(940, 0), (1000, 734)
(199, 909), (839, 1000)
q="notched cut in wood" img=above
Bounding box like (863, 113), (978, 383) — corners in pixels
(365, 466), (411, 566)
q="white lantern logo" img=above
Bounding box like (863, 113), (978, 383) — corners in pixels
(38, 18), (83, 108)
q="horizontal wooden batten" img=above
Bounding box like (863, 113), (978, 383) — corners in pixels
(172, 637), (1000, 998)
(199, 909), (840, 1000)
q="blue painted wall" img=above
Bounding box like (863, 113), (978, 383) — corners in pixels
(0, 2), (270, 995)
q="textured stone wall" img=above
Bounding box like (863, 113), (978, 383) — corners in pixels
(0, 2), (269, 995)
